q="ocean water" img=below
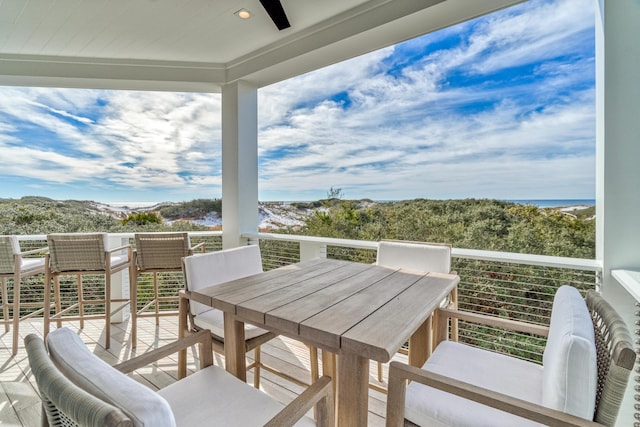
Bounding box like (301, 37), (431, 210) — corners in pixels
(505, 199), (595, 208)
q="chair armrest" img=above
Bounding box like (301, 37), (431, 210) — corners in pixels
(113, 329), (213, 373)
(107, 244), (131, 254)
(18, 246), (49, 256)
(435, 307), (549, 343)
(386, 361), (601, 427)
(189, 242), (206, 253)
(264, 376), (334, 427)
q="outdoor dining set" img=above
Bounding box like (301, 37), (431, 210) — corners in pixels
(0, 234), (635, 426)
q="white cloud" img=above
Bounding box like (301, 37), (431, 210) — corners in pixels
(0, 0), (595, 202)
(256, 0), (595, 200)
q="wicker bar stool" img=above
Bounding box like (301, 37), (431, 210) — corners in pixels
(0, 236), (47, 355)
(131, 232), (204, 347)
(44, 233), (133, 349)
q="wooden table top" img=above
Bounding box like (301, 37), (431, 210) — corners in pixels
(189, 257), (459, 362)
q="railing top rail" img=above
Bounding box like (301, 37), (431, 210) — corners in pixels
(244, 232), (602, 272)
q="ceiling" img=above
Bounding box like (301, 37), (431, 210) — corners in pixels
(0, 0), (525, 92)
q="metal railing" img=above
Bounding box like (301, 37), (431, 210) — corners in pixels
(6, 231), (601, 364)
(246, 232), (601, 364)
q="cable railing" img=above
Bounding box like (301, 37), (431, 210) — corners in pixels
(247, 232), (601, 364)
(5, 231), (601, 364)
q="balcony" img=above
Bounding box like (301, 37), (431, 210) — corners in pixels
(1, 231), (615, 426)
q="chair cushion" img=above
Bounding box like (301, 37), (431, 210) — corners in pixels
(194, 307), (272, 340)
(47, 328), (176, 427)
(376, 241), (451, 273)
(158, 363), (315, 426)
(183, 245), (263, 316)
(542, 285), (597, 419)
(405, 341), (544, 427)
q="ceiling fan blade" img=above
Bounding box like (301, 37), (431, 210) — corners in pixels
(258, 0), (290, 30)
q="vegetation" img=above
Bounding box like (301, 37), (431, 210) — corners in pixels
(0, 197), (210, 234)
(156, 198), (222, 220)
(296, 198), (595, 258)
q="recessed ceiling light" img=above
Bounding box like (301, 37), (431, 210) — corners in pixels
(235, 8), (251, 19)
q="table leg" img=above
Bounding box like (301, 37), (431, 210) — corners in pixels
(337, 353), (369, 427)
(223, 311), (246, 382)
(408, 316), (431, 368)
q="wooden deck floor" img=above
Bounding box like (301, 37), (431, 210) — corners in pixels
(0, 315), (397, 426)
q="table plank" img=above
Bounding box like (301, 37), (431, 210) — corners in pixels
(265, 264), (397, 337)
(237, 261), (371, 325)
(196, 258), (337, 311)
(342, 272), (459, 361)
(298, 269), (424, 351)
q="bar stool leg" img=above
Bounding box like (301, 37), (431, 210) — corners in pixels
(1, 278), (8, 333)
(131, 271), (138, 348)
(12, 272), (21, 356)
(153, 272), (160, 325)
(105, 273), (111, 350)
(77, 274), (84, 330)
(54, 276), (62, 328)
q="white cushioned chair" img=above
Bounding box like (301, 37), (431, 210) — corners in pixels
(386, 286), (636, 427)
(26, 327), (334, 427)
(181, 245), (318, 388)
(375, 240), (456, 383)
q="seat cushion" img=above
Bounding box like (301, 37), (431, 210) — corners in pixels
(47, 328), (176, 427)
(542, 285), (597, 418)
(158, 364), (315, 427)
(405, 341), (544, 427)
(194, 307), (272, 340)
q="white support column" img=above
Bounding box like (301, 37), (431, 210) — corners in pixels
(595, 1), (640, 424)
(221, 81), (259, 249)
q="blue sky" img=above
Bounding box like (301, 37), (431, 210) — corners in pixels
(0, 0), (595, 203)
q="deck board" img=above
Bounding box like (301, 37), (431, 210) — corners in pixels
(0, 315), (400, 426)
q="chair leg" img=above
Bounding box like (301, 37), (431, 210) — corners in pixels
(450, 287), (459, 342)
(377, 361), (383, 383)
(254, 345), (261, 389)
(310, 345), (319, 382)
(153, 272), (160, 326)
(44, 269), (51, 339)
(1, 278), (8, 333)
(105, 273), (111, 350)
(54, 277), (62, 329)
(12, 273), (21, 356)
(77, 274), (84, 330)
(131, 272), (138, 348)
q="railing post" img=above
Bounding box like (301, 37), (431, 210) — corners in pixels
(108, 236), (130, 323)
(300, 242), (327, 261)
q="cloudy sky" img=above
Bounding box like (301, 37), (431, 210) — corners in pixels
(0, 0), (595, 203)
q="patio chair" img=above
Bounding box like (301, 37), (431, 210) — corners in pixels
(374, 240), (456, 383)
(44, 233), (133, 349)
(181, 245), (319, 389)
(131, 232), (204, 347)
(0, 235), (47, 355)
(25, 327), (334, 427)
(386, 286), (636, 427)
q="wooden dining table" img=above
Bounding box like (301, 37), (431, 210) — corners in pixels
(183, 257), (459, 426)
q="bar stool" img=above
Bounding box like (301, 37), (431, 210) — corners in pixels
(0, 236), (47, 355)
(131, 232), (204, 347)
(44, 233), (133, 349)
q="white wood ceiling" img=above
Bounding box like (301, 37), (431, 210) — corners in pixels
(0, 0), (525, 91)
